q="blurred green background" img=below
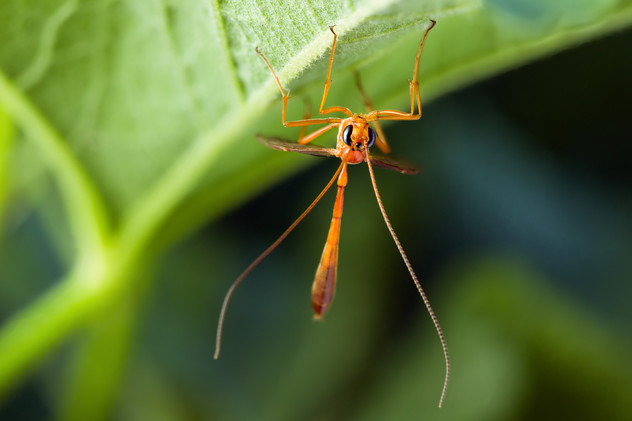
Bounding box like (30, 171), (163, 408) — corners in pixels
(1, 1), (632, 420)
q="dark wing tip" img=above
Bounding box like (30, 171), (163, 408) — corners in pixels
(369, 153), (422, 175)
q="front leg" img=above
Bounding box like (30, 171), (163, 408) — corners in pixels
(365, 20), (435, 123)
(256, 47), (342, 129)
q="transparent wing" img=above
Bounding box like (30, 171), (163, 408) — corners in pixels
(369, 152), (421, 175)
(256, 135), (337, 158)
(257, 135), (420, 174)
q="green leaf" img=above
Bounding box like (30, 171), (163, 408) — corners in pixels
(0, 0), (631, 417)
(0, 105), (14, 232)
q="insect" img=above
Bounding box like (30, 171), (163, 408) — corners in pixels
(214, 20), (449, 407)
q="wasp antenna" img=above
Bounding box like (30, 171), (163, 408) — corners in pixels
(364, 149), (450, 408)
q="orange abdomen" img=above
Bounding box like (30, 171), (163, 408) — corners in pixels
(311, 177), (345, 318)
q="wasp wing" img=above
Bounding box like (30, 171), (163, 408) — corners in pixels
(258, 135), (420, 174)
(256, 135), (337, 158)
(369, 152), (421, 175)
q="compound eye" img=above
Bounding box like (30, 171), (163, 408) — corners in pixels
(342, 124), (353, 146)
(367, 127), (376, 148)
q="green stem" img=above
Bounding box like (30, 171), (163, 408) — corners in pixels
(0, 70), (111, 263)
(0, 275), (93, 398)
(57, 294), (137, 421)
(0, 251), (137, 399)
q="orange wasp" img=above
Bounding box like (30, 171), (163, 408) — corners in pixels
(215, 20), (449, 407)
